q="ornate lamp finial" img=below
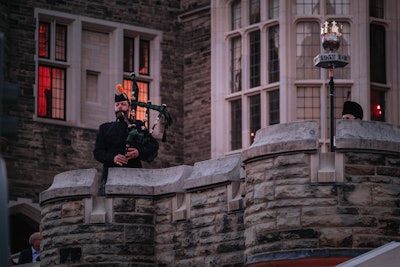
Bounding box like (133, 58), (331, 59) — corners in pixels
(321, 20), (343, 52)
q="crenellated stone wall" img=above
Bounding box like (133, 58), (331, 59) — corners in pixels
(39, 120), (400, 267)
(40, 155), (245, 266)
(241, 120), (400, 266)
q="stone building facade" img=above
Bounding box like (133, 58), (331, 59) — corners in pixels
(38, 120), (400, 266)
(1, 0), (210, 253)
(2, 0), (400, 262)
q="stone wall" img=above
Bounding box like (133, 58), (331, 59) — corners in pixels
(241, 120), (400, 265)
(179, 1), (212, 165)
(4, 0), (210, 203)
(39, 120), (400, 266)
(40, 155), (244, 267)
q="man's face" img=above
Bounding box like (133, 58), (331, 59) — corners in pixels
(342, 114), (358, 120)
(115, 100), (130, 119)
(31, 234), (41, 251)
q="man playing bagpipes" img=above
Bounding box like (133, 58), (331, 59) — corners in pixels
(93, 74), (170, 195)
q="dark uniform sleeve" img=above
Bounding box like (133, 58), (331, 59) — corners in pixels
(93, 123), (119, 166)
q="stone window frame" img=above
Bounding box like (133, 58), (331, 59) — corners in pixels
(33, 8), (162, 130)
(211, 0), (281, 157)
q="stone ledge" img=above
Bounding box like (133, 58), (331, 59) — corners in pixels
(106, 165), (193, 196)
(241, 121), (319, 163)
(336, 120), (400, 154)
(183, 154), (242, 191)
(39, 168), (98, 204)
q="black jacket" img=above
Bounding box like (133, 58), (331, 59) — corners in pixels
(93, 119), (159, 171)
(18, 247), (40, 264)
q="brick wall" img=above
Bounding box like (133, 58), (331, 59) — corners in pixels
(180, 1), (212, 165)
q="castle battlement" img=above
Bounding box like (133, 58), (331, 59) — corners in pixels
(39, 120), (400, 266)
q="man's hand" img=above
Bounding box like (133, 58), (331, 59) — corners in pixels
(114, 154), (128, 166)
(125, 147), (140, 160)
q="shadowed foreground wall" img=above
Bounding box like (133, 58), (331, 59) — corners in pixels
(39, 120), (400, 267)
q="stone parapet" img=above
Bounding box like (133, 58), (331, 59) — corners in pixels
(184, 154), (243, 190)
(242, 120), (400, 266)
(241, 120), (319, 164)
(39, 168), (98, 204)
(39, 154), (244, 266)
(336, 120), (400, 153)
(38, 121), (400, 266)
(106, 165), (194, 196)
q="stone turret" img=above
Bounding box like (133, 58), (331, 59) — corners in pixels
(39, 120), (400, 266)
(241, 120), (400, 266)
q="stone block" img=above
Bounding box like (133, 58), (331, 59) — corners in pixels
(241, 121), (319, 163)
(336, 120), (400, 154)
(106, 165), (193, 196)
(39, 169), (98, 204)
(184, 154), (242, 190)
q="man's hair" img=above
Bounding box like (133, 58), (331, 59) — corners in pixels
(29, 232), (41, 245)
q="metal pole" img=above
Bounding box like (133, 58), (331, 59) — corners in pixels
(329, 67), (335, 152)
(0, 32), (10, 267)
(0, 157), (10, 267)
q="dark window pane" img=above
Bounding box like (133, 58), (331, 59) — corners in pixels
(123, 37), (134, 72)
(231, 99), (242, 150)
(370, 0), (384, 18)
(231, 37), (242, 93)
(268, 0), (279, 19)
(249, 0), (260, 24)
(268, 25), (279, 83)
(231, 0), (241, 30)
(250, 30), (260, 88)
(370, 24), (386, 83)
(249, 94), (261, 144)
(269, 89), (279, 125)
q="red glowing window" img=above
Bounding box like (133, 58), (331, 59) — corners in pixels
(139, 39), (150, 75)
(123, 37), (151, 75)
(370, 89), (385, 121)
(55, 24), (67, 61)
(39, 22), (50, 58)
(38, 65), (66, 120)
(39, 22), (67, 61)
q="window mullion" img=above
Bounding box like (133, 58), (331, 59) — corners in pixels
(241, 95), (248, 148)
(260, 29), (267, 85)
(50, 20), (56, 61)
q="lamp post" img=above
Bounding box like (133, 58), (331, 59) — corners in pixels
(314, 21), (349, 152)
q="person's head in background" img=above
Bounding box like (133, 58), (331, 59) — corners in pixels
(29, 232), (41, 252)
(342, 101), (363, 120)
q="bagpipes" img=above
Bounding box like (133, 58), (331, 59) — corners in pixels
(116, 72), (173, 162)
